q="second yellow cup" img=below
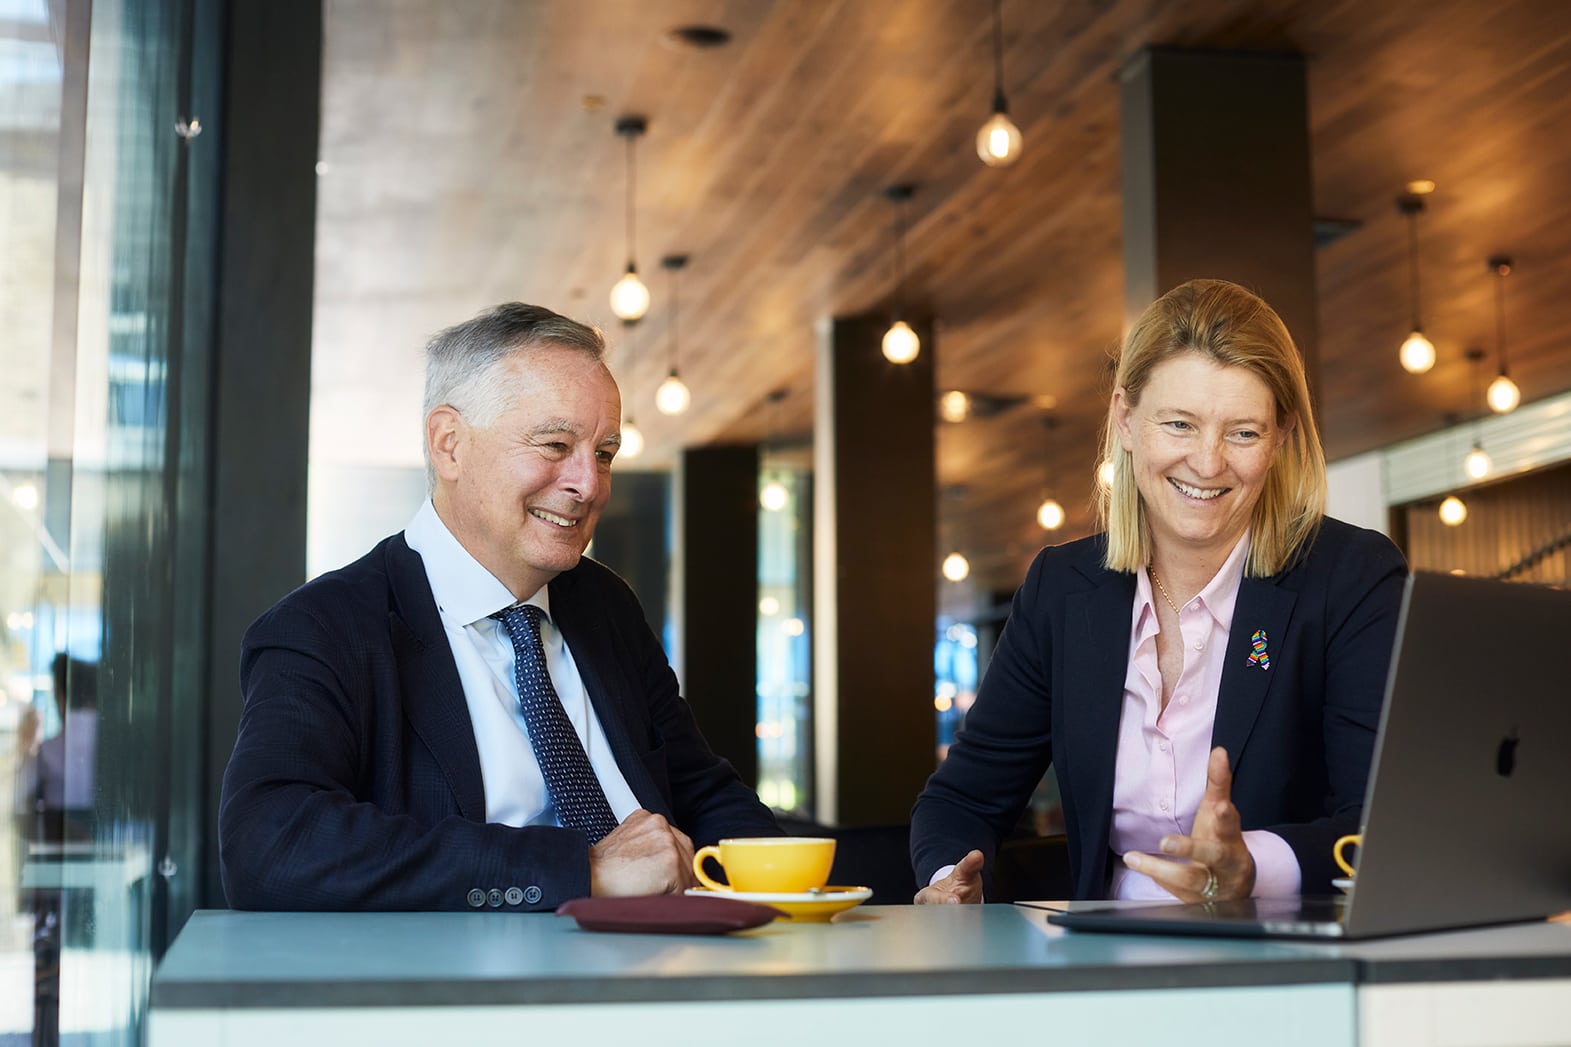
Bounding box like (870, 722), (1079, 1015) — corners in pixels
(692, 836), (836, 894)
(1333, 833), (1361, 878)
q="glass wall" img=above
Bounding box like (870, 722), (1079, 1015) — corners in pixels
(756, 465), (812, 815)
(1, 0), (214, 1040)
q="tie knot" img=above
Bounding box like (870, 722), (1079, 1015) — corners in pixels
(491, 603), (544, 632)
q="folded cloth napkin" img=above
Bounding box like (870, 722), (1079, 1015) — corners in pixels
(556, 893), (783, 935)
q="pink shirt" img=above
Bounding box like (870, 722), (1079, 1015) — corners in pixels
(1108, 533), (1302, 899)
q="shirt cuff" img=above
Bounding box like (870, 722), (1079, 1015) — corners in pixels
(929, 864), (956, 886)
(1242, 830), (1302, 897)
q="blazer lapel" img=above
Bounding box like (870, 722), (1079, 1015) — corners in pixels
(1061, 562), (1135, 896)
(1211, 573), (1298, 773)
(549, 568), (668, 815)
(386, 537), (487, 821)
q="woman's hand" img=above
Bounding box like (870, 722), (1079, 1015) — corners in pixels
(1123, 747), (1256, 902)
(914, 849), (985, 904)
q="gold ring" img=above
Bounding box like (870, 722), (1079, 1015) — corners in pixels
(1201, 869), (1219, 901)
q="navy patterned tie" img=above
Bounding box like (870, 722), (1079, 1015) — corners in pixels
(491, 604), (620, 844)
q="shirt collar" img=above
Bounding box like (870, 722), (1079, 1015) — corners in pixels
(1194, 529), (1251, 633)
(403, 498), (553, 627)
(1135, 529), (1251, 633)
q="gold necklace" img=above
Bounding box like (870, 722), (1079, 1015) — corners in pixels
(1149, 567), (1183, 617)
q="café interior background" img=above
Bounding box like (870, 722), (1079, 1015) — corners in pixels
(4, 0), (1571, 1041)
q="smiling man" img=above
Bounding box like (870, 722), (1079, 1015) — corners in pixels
(219, 303), (779, 911)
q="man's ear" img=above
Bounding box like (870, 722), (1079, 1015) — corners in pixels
(426, 405), (465, 482)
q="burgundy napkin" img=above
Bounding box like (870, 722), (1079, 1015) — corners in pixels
(556, 893), (783, 935)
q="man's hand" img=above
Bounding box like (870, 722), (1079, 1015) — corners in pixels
(914, 849), (984, 904)
(1123, 746), (1256, 902)
(588, 809), (698, 896)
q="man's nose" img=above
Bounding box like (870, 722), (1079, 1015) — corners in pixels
(559, 451), (603, 501)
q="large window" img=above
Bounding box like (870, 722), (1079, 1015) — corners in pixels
(1, 0), (215, 1041)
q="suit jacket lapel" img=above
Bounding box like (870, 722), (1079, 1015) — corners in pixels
(1061, 560), (1135, 897)
(549, 567), (668, 815)
(1211, 573), (1298, 773)
(386, 536), (487, 821)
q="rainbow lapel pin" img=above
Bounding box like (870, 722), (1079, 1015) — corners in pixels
(1247, 629), (1271, 670)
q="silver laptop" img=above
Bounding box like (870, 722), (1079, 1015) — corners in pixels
(1045, 571), (1571, 940)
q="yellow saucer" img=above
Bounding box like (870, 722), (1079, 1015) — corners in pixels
(683, 885), (872, 922)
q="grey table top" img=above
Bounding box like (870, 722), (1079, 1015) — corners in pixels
(151, 903), (1571, 1010)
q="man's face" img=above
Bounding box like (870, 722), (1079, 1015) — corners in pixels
(429, 345), (621, 600)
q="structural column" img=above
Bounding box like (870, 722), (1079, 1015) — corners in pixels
(678, 444), (761, 787)
(1121, 48), (1320, 389)
(813, 316), (935, 826)
(201, 0), (321, 907)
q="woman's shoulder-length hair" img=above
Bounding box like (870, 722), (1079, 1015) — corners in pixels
(1097, 278), (1327, 578)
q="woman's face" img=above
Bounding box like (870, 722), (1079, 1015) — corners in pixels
(1112, 351), (1292, 566)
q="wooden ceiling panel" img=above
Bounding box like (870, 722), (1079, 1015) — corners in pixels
(315, 0), (1571, 602)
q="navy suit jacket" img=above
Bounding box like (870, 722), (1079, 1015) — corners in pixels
(219, 534), (779, 911)
(911, 517), (1407, 899)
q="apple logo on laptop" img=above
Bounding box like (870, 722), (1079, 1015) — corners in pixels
(1496, 729), (1519, 778)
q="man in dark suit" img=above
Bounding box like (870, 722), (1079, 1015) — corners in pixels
(219, 303), (778, 911)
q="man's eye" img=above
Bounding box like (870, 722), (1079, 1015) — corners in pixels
(596, 450), (615, 465)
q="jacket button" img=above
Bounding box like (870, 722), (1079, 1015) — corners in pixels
(523, 885), (543, 905)
(504, 887), (524, 906)
(487, 888), (504, 908)
(466, 889), (485, 908)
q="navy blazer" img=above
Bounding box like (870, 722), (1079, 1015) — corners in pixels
(911, 517), (1407, 899)
(219, 534), (779, 911)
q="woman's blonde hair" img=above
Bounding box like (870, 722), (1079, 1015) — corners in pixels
(1097, 279), (1326, 577)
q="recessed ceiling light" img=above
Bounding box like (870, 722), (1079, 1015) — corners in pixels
(664, 25), (731, 49)
(1406, 179), (1436, 195)
(581, 95), (606, 112)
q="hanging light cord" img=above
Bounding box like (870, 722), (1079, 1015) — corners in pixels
(1494, 264), (1510, 375)
(669, 267), (680, 371)
(893, 200), (908, 316)
(991, 0), (1007, 109)
(624, 133), (637, 266)
(1406, 208), (1422, 330)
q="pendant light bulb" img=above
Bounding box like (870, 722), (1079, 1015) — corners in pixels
(655, 371), (690, 416)
(1036, 497), (1065, 531)
(976, 0), (1021, 167)
(1399, 330), (1435, 374)
(941, 552), (970, 582)
(1486, 373), (1520, 414)
(1464, 444), (1491, 481)
(610, 116), (651, 322)
(619, 418), (644, 459)
(1096, 458), (1116, 491)
(609, 267), (650, 321)
(976, 110), (1023, 167)
(882, 319), (920, 364)
(1485, 256), (1519, 414)
(1438, 495), (1468, 527)
(760, 480), (789, 512)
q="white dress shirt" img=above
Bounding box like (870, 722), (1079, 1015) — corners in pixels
(404, 499), (640, 829)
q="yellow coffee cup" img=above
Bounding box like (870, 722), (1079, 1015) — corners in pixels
(692, 837), (836, 894)
(1333, 833), (1361, 878)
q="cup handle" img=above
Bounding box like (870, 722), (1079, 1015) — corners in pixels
(1333, 834), (1360, 878)
(693, 845), (728, 891)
